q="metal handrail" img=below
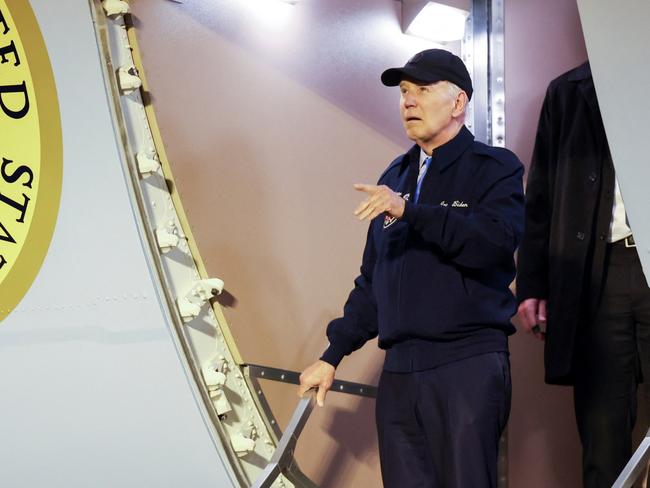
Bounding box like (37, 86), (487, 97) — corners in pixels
(613, 428), (650, 488)
(251, 393), (317, 488)
(243, 364), (377, 487)
(243, 363), (378, 398)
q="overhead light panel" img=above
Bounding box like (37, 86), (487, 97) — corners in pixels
(244, 0), (298, 26)
(402, 0), (470, 43)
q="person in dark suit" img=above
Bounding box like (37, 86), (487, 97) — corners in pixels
(516, 61), (650, 488)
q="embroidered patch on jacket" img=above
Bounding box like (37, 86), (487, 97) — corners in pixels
(383, 193), (409, 229)
(383, 215), (397, 229)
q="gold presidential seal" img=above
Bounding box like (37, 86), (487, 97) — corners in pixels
(0, 1), (62, 322)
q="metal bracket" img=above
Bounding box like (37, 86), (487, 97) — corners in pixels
(117, 64), (141, 94)
(136, 149), (161, 176)
(230, 431), (256, 458)
(102, 0), (129, 17)
(155, 222), (180, 252)
(244, 363), (378, 398)
(177, 278), (224, 321)
(202, 364), (232, 417)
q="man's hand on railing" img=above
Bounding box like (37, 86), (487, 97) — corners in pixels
(298, 360), (335, 407)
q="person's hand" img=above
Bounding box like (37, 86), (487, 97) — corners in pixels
(353, 184), (406, 221)
(517, 298), (547, 341)
(298, 360), (335, 407)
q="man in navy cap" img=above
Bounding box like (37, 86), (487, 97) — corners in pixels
(299, 49), (524, 488)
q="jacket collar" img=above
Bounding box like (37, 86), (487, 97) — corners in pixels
(402, 125), (474, 173)
(569, 61), (601, 122)
(568, 61), (591, 81)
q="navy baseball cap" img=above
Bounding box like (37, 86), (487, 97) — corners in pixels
(381, 49), (473, 100)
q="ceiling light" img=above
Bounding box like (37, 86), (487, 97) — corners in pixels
(243, 0), (296, 26)
(402, 0), (470, 43)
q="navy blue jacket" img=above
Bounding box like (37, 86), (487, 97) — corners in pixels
(321, 126), (525, 372)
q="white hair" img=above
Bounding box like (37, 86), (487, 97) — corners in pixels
(444, 81), (467, 118)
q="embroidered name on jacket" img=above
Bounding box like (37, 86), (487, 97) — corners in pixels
(440, 200), (469, 208)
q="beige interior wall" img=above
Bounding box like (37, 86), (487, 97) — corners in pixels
(130, 0), (599, 486)
(505, 0), (587, 487)
(130, 1), (439, 486)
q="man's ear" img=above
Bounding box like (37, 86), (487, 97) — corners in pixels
(452, 91), (468, 117)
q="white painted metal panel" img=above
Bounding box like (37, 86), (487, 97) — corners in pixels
(577, 0), (650, 284)
(0, 2), (236, 486)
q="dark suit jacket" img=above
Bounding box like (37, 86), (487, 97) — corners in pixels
(516, 62), (615, 385)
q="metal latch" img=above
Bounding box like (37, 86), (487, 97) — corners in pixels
(177, 278), (224, 321)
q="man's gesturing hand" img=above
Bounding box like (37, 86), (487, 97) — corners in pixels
(517, 298), (547, 341)
(298, 360), (335, 407)
(353, 184), (406, 221)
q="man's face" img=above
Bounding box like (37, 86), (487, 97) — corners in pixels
(399, 79), (457, 148)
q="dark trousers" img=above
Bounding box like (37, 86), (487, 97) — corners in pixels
(573, 241), (650, 488)
(376, 352), (511, 488)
